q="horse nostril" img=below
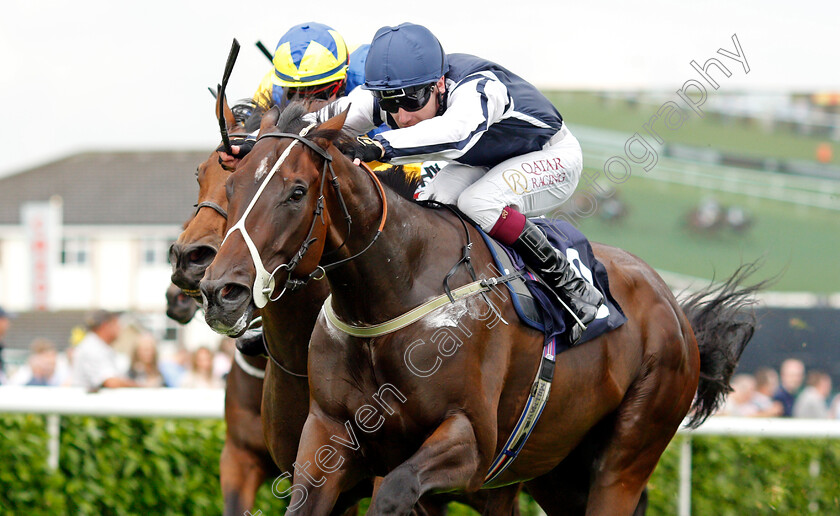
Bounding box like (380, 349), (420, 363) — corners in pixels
(169, 243), (182, 264)
(220, 283), (247, 303)
(187, 246), (217, 267)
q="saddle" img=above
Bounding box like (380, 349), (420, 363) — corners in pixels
(478, 218), (627, 351)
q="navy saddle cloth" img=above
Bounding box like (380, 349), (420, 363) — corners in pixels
(477, 218), (627, 352)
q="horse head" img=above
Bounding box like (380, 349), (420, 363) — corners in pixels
(165, 282), (199, 324)
(169, 93), (244, 297)
(200, 103), (351, 336)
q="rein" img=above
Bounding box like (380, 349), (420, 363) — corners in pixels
(261, 333), (308, 378)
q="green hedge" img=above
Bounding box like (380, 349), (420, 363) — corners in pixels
(1, 415), (839, 515)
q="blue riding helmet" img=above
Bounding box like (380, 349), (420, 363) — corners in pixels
(346, 44), (370, 93)
(363, 23), (449, 90)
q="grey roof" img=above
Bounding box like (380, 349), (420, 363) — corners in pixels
(2, 310), (87, 352)
(0, 150), (210, 225)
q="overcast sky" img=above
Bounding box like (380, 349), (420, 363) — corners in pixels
(1, 0), (837, 178)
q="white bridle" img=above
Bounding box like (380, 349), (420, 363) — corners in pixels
(221, 123), (316, 308)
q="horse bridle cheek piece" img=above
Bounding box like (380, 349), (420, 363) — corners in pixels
(221, 123), (388, 309)
(221, 123), (317, 308)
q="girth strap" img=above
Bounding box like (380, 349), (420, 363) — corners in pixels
(483, 338), (557, 486)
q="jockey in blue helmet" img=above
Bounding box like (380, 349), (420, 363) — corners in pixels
(313, 22), (604, 342)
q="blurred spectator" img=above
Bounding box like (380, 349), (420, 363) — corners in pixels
(180, 347), (224, 389)
(159, 346), (190, 388)
(831, 393), (840, 419)
(213, 338), (236, 381)
(27, 339), (58, 386)
(793, 371), (832, 419)
(752, 367), (784, 417)
(772, 358), (805, 417)
(0, 305), (13, 383)
(720, 374), (759, 416)
(9, 338), (68, 386)
(127, 333), (165, 388)
(71, 310), (137, 390)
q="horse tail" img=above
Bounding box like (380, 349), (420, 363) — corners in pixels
(679, 261), (769, 428)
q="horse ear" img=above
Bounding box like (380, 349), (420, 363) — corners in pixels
(258, 106), (281, 136)
(317, 106), (349, 134)
(309, 106), (350, 150)
(215, 93), (237, 131)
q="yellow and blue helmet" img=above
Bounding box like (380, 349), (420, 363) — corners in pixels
(272, 22), (349, 87)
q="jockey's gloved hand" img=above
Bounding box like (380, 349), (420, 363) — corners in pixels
(217, 137), (256, 170)
(217, 137), (255, 158)
(351, 136), (385, 163)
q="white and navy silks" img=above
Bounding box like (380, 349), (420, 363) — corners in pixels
(310, 53), (583, 231)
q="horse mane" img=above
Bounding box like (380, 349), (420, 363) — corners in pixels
(299, 104), (422, 203)
(248, 100), (423, 202)
(371, 165), (422, 202)
(275, 102), (313, 134)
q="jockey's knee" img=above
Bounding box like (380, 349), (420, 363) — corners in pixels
(456, 193), (504, 232)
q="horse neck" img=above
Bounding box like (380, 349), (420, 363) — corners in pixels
(262, 279), (330, 375)
(322, 158), (461, 324)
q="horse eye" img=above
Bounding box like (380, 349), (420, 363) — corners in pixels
(290, 186), (307, 202)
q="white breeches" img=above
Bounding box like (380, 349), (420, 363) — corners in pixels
(417, 125), (583, 231)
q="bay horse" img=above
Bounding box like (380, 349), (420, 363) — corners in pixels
(170, 99), (522, 515)
(169, 97), (330, 515)
(200, 104), (759, 515)
(165, 282), (198, 324)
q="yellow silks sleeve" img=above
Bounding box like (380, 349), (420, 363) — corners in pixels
(253, 70), (275, 109)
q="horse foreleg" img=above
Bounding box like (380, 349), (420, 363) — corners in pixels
(289, 413), (365, 516)
(368, 413), (483, 516)
(220, 441), (269, 516)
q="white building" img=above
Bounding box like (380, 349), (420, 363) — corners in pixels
(0, 151), (221, 353)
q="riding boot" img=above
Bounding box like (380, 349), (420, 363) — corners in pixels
(511, 220), (604, 343)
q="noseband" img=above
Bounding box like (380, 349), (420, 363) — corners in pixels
(193, 201), (228, 220)
(222, 125), (387, 308)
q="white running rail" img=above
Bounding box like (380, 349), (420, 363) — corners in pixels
(1, 387), (838, 515)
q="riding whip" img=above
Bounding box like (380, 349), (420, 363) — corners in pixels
(218, 38), (241, 155)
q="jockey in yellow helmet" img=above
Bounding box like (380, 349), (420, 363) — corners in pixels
(227, 23), (432, 187)
(254, 22), (351, 106)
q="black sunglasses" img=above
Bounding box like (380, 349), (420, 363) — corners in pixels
(374, 83), (436, 114)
